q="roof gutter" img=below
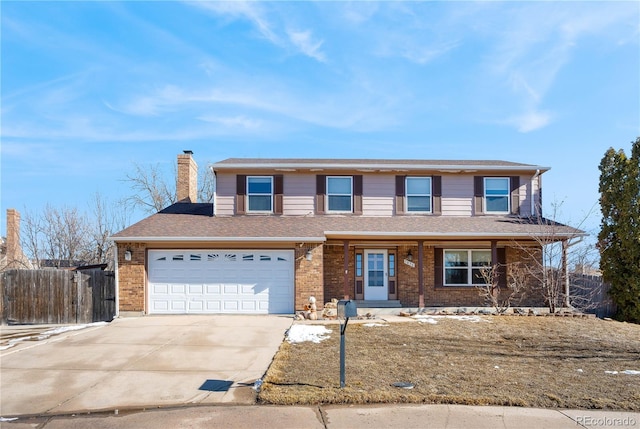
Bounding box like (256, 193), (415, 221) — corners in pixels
(213, 163), (550, 173)
(323, 231), (587, 239)
(110, 236), (327, 243)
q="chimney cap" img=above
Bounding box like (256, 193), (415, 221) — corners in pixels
(183, 150), (193, 155)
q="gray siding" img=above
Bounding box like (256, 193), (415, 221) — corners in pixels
(215, 173), (236, 216)
(442, 175), (473, 216)
(363, 175), (394, 216)
(283, 174), (316, 215)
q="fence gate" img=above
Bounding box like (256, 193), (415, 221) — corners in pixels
(1, 269), (115, 325)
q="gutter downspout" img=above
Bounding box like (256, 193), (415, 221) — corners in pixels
(114, 244), (120, 319)
(531, 169), (540, 216)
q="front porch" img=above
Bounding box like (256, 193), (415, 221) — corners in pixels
(321, 239), (550, 310)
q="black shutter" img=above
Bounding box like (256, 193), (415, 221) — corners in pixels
(432, 175), (442, 215)
(395, 175), (406, 214)
(274, 175), (283, 215)
(236, 175), (246, 215)
(434, 248), (443, 287)
(510, 176), (520, 215)
(497, 247), (507, 288)
(316, 175), (326, 214)
(354, 175), (363, 215)
(474, 176), (484, 215)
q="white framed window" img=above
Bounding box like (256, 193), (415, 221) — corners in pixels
(327, 176), (353, 212)
(484, 177), (510, 214)
(247, 176), (273, 212)
(444, 249), (492, 286)
(406, 177), (432, 213)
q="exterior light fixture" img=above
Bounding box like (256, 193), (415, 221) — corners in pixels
(124, 249), (132, 261)
(406, 250), (413, 262)
(305, 249), (313, 261)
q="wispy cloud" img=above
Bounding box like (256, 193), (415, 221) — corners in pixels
(480, 3), (637, 132)
(197, 114), (263, 130)
(286, 29), (326, 63)
(189, 1), (279, 45)
(505, 110), (552, 133)
(188, 1), (328, 62)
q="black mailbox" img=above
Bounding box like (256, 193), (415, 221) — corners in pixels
(337, 300), (357, 318)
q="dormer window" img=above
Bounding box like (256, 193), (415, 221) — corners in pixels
(484, 177), (510, 214)
(327, 176), (353, 212)
(247, 176), (273, 212)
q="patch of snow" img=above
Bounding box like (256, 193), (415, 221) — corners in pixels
(494, 366), (500, 369)
(605, 371), (619, 375)
(0, 322), (108, 351)
(363, 323), (388, 327)
(576, 369), (584, 373)
(286, 325), (332, 344)
(417, 317), (438, 325)
(0, 417), (18, 422)
(42, 322), (108, 336)
(623, 370), (640, 375)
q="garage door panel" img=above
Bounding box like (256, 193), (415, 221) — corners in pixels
(171, 284), (186, 295)
(205, 284), (221, 294)
(188, 300), (204, 311)
(148, 250), (294, 314)
(188, 284), (203, 294)
(170, 300), (187, 312)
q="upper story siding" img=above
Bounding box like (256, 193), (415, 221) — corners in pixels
(215, 171), (542, 218)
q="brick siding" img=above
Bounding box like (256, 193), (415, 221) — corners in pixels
(294, 243), (324, 311)
(116, 242), (147, 312)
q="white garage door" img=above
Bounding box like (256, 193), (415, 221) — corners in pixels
(148, 249), (294, 314)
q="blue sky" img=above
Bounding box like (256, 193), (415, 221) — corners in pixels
(1, 1), (639, 239)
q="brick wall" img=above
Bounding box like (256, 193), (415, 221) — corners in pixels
(323, 244), (355, 303)
(506, 246), (545, 307)
(117, 242), (146, 312)
(294, 243), (324, 311)
(177, 153), (197, 203)
(321, 242), (546, 308)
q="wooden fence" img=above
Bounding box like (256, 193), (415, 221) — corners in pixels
(0, 269), (116, 325)
(570, 273), (616, 319)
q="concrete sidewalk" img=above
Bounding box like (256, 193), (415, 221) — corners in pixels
(3, 404), (639, 429)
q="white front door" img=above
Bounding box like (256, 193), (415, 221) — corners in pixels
(364, 250), (388, 300)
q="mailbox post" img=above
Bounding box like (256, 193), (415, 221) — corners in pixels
(337, 300), (357, 388)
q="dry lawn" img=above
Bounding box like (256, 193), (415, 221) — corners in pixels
(259, 316), (640, 410)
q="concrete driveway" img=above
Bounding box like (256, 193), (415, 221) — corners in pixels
(0, 315), (292, 417)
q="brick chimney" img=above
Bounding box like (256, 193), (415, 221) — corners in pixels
(177, 150), (198, 203)
(6, 209), (22, 269)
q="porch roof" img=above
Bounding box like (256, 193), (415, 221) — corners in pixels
(112, 204), (584, 243)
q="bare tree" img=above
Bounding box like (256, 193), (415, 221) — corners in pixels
(88, 192), (130, 269)
(509, 202), (595, 313)
(22, 204), (92, 268)
(476, 262), (527, 314)
(20, 195), (128, 269)
(122, 161), (215, 215)
(123, 162), (176, 214)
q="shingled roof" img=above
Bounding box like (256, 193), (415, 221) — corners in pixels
(212, 158), (549, 172)
(112, 205), (583, 243)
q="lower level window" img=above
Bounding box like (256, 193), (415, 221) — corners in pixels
(444, 250), (491, 286)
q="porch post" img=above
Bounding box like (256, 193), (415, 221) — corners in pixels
(343, 240), (350, 300)
(562, 240), (570, 307)
(491, 240), (499, 299)
(418, 240), (425, 308)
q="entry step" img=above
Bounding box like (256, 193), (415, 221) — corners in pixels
(354, 300), (402, 308)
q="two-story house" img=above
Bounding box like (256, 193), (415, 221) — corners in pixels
(112, 152), (583, 316)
